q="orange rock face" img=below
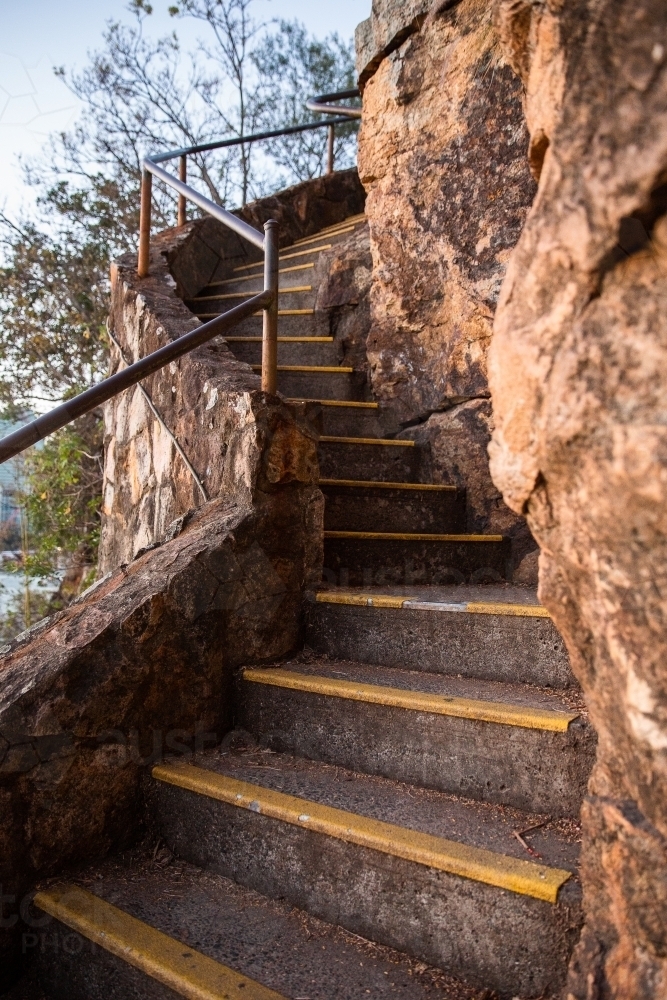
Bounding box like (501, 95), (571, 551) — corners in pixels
(358, 0), (536, 424)
(488, 1), (667, 995)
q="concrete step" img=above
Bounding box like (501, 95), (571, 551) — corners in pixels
(148, 750), (583, 998)
(288, 399), (387, 437)
(321, 479), (466, 534)
(33, 882), (287, 1000)
(323, 530), (511, 587)
(289, 399), (385, 437)
(227, 337), (339, 367)
(31, 851), (464, 1000)
(318, 436), (421, 482)
(274, 369), (367, 401)
(188, 285), (317, 314)
(203, 260), (317, 297)
(238, 660), (595, 816)
(211, 312), (318, 338)
(305, 588), (574, 687)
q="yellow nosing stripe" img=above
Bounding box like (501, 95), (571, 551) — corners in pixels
(226, 337), (333, 343)
(34, 885), (286, 1000)
(192, 286), (312, 301)
(288, 226), (354, 248)
(196, 309), (314, 319)
(250, 365), (353, 373)
(319, 436), (415, 447)
(466, 602), (551, 618)
(243, 668), (577, 732)
(319, 479), (456, 491)
(324, 531), (504, 542)
(317, 592), (409, 609)
(152, 764), (571, 904)
(314, 591), (551, 618)
(204, 263), (314, 289)
(234, 245), (333, 271)
(285, 399), (379, 408)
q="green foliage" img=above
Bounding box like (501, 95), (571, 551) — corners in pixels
(253, 21), (358, 183)
(0, 586), (54, 645)
(19, 416), (102, 583)
(0, 0), (358, 632)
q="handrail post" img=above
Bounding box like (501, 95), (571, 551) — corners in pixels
(178, 155), (187, 226)
(138, 169), (153, 277)
(261, 219), (279, 394)
(327, 124), (335, 174)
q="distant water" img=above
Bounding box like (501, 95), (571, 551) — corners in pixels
(0, 569), (57, 616)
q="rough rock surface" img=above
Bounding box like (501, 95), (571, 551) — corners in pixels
(357, 0), (537, 567)
(488, 1), (667, 996)
(357, 0), (536, 424)
(0, 490), (322, 988)
(313, 223), (374, 376)
(401, 400), (536, 571)
(100, 170), (363, 574)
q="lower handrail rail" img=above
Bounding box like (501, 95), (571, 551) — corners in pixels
(0, 290), (270, 465)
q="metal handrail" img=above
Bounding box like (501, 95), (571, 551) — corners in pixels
(0, 292), (270, 465)
(0, 89), (363, 465)
(305, 90), (361, 173)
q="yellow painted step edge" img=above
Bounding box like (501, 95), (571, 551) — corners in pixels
(314, 591), (551, 618)
(319, 436), (414, 447)
(243, 668), (578, 732)
(234, 245), (333, 270)
(205, 263), (315, 288)
(196, 310), (314, 319)
(251, 365), (353, 373)
(34, 884), (286, 1000)
(192, 286), (312, 301)
(152, 764), (571, 904)
(226, 337), (333, 343)
(319, 478), (455, 491)
(286, 399), (379, 408)
(324, 531), (504, 542)
(289, 225), (355, 248)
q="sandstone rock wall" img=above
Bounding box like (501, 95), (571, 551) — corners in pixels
(488, 1), (667, 995)
(100, 171), (364, 574)
(0, 489), (322, 988)
(356, 0), (538, 573)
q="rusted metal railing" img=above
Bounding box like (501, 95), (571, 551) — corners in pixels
(305, 90), (362, 175)
(0, 90), (362, 465)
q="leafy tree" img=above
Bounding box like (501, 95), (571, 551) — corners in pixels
(253, 20), (359, 185)
(0, 0), (357, 610)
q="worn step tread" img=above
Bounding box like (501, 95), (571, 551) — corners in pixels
(205, 262), (315, 290)
(225, 336), (333, 342)
(188, 286), (312, 303)
(35, 883), (286, 1000)
(196, 308), (315, 318)
(320, 478), (455, 490)
(320, 436), (414, 446)
(235, 244), (334, 271)
(288, 399), (379, 407)
(314, 588), (550, 616)
(152, 753), (578, 902)
(324, 530), (504, 542)
(247, 657), (586, 720)
(252, 365), (352, 373)
(34, 854), (465, 1000)
(242, 666), (579, 732)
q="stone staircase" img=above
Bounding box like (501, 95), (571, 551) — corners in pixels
(26, 214), (595, 1000)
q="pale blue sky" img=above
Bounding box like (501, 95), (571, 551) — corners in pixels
(0, 0), (369, 216)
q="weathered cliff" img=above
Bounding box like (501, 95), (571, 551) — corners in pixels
(100, 170), (363, 573)
(356, 0), (538, 573)
(488, 1), (667, 996)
